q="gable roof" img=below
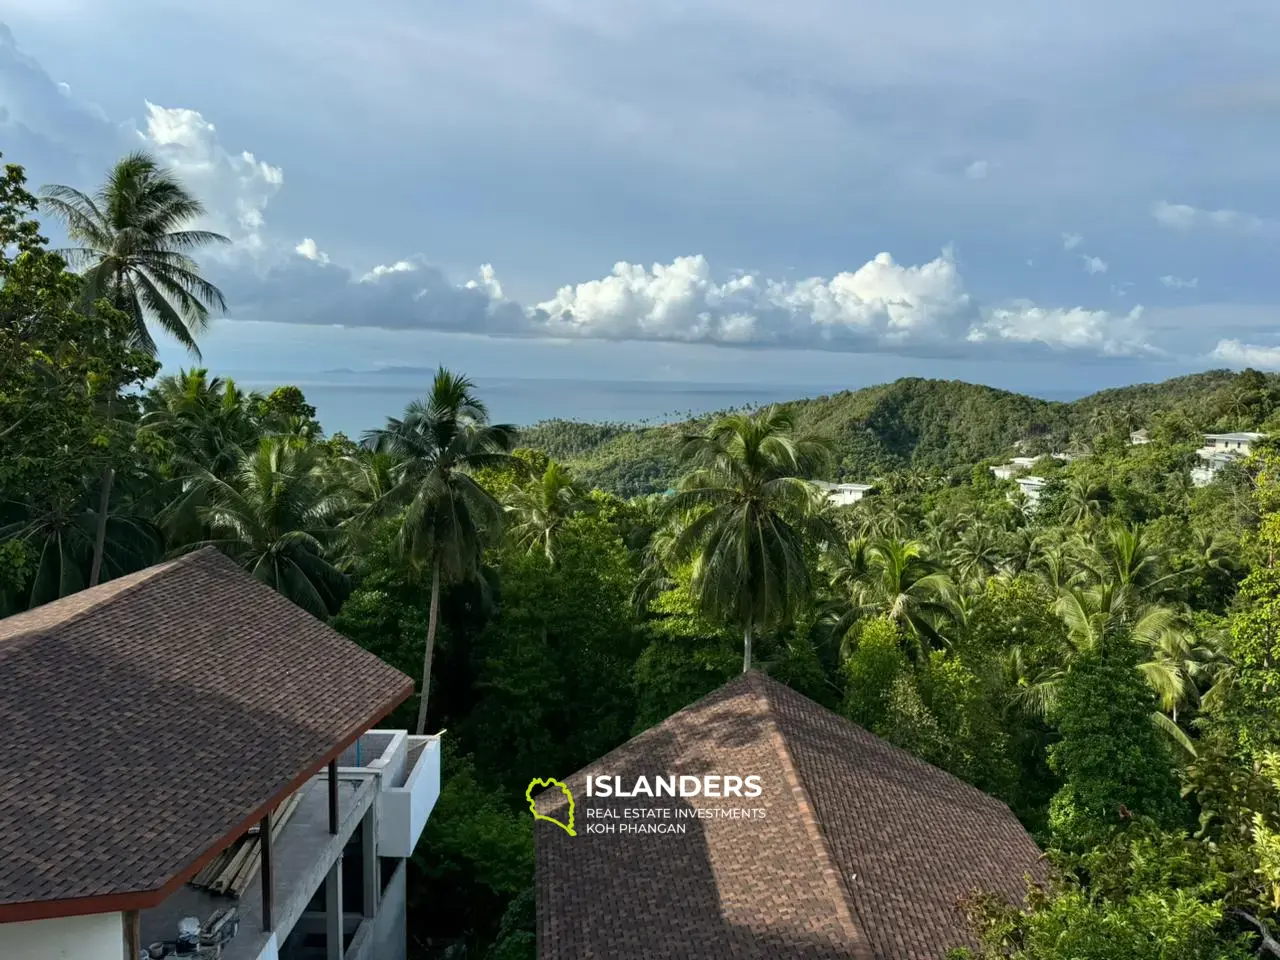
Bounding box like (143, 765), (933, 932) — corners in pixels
(534, 672), (1045, 959)
(0, 547), (414, 922)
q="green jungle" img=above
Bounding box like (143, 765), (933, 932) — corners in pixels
(8, 148), (1280, 959)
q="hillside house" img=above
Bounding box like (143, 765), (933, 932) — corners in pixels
(813, 481), (875, 506)
(1192, 432), (1265, 487)
(1014, 475), (1048, 510)
(1129, 429), (1150, 445)
(0, 549), (440, 960)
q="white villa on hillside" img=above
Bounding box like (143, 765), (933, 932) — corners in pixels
(1192, 432), (1265, 487)
(813, 480), (875, 506)
(991, 453), (1075, 481)
(1014, 476), (1048, 510)
(1129, 429), (1150, 445)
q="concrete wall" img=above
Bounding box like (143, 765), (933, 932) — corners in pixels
(373, 860), (407, 960)
(0, 913), (124, 960)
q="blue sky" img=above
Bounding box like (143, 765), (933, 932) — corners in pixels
(4, 0), (1280, 396)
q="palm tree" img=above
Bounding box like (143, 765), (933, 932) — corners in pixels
(362, 369), (518, 734)
(180, 437), (348, 617)
(664, 406), (834, 672)
(504, 461), (584, 564)
(1060, 472), (1109, 527)
(141, 369), (262, 478)
(40, 151), (230, 355)
(333, 449), (404, 569)
(827, 537), (956, 660)
(950, 522), (1003, 585)
(1075, 522), (1184, 597)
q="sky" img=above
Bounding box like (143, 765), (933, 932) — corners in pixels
(3, 0), (1280, 396)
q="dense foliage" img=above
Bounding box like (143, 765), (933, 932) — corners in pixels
(9, 148), (1280, 959)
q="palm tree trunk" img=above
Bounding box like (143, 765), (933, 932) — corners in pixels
(88, 465), (115, 587)
(415, 557), (442, 736)
(742, 621), (753, 673)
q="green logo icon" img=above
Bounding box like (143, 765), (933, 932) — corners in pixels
(526, 777), (576, 836)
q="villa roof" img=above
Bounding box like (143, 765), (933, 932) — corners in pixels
(534, 672), (1045, 960)
(0, 548), (413, 922)
(1204, 432), (1265, 441)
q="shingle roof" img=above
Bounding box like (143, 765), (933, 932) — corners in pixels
(534, 671), (1045, 959)
(0, 547), (414, 921)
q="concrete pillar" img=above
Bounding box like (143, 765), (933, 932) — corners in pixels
(361, 807), (380, 918)
(326, 856), (344, 960)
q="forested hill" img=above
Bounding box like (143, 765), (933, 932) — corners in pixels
(519, 369), (1269, 496)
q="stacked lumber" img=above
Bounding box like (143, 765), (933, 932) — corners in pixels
(188, 791), (303, 896)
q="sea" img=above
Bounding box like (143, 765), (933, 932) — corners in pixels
(237, 374), (851, 437)
(233, 371), (1088, 437)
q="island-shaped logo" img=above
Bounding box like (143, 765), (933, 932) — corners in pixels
(526, 777), (576, 836)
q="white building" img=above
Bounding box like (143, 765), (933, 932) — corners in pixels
(1129, 429), (1150, 445)
(1014, 476), (1048, 510)
(1191, 432), (1265, 487)
(991, 453), (1074, 481)
(0, 549), (440, 960)
(813, 481), (875, 506)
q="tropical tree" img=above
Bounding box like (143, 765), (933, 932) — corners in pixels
(179, 437), (349, 618)
(141, 369), (262, 478)
(827, 537), (956, 660)
(40, 151), (230, 355)
(504, 461), (584, 565)
(362, 368), (518, 734)
(1060, 472), (1109, 528)
(663, 406), (834, 672)
(950, 522), (1003, 585)
(1076, 522), (1182, 597)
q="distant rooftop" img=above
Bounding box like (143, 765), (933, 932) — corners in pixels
(0, 548), (414, 922)
(1205, 432), (1265, 442)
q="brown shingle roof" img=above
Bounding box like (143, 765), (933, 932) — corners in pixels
(0, 547), (413, 922)
(534, 671), (1045, 959)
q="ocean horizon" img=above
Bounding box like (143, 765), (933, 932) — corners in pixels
(233, 372), (1089, 437)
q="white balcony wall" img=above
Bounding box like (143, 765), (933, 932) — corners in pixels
(377, 736), (441, 858)
(0, 913), (123, 960)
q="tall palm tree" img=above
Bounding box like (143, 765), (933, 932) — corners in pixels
(827, 537), (956, 660)
(950, 522), (1003, 585)
(362, 369), (518, 734)
(180, 437), (348, 617)
(664, 406), (834, 672)
(1075, 522), (1183, 597)
(1060, 472), (1109, 528)
(504, 461), (584, 564)
(40, 151), (230, 355)
(141, 369), (262, 478)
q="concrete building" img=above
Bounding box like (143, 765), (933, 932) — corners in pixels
(991, 454), (1074, 482)
(1191, 432), (1265, 487)
(1014, 476), (1048, 510)
(0, 548), (440, 960)
(1129, 429), (1150, 445)
(813, 480), (875, 506)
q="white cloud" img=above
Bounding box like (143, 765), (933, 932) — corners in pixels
(969, 303), (1151, 357)
(359, 260), (417, 283)
(963, 159), (989, 180)
(294, 237), (329, 263)
(1081, 255), (1108, 274)
(1160, 274), (1198, 289)
(1062, 232), (1083, 250)
(136, 101), (284, 255)
(1151, 200), (1276, 235)
(1210, 338), (1280, 369)
(221, 246), (1155, 359)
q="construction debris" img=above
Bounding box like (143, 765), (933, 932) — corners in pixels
(188, 791), (303, 896)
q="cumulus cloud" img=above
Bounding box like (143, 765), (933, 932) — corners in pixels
(1062, 232), (1083, 250)
(1210, 338), (1280, 369)
(963, 159), (989, 180)
(1081, 255), (1108, 274)
(969, 303), (1151, 357)
(295, 237), (329, 263)
(217, 245), (1155, 359)
(136, 101), (283, 255)
(1152, 200), (1276, 235)
(1160, 274), (1198, 289)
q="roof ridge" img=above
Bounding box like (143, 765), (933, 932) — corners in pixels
(0, 547), (214, 643)
(747, 671), (868, 956)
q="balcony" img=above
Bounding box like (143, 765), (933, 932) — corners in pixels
(340, 730), (442, 858)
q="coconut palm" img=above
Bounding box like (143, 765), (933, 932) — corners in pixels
(40, 151), (230, 355)
(504, 461), (584, 564)
(1060, 472), (1109, 527)
(180, 437), (348, 617)
(664, 406), (834, 672)
(827, 537), (956, 660)
(1074, 522), (1182, 597)
(140, 369), (262, 478)
(362, 368), (518, 734)
(950, 522), (1003, 585)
